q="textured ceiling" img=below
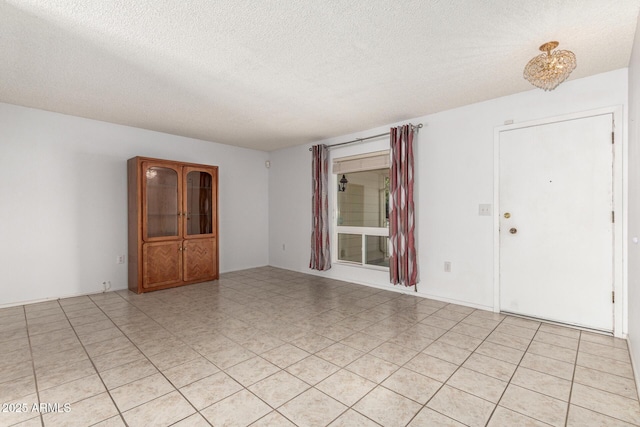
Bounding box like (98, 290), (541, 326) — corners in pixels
(2, 1), (639, 151)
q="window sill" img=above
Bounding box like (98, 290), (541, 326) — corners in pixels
(334, 260), (389, 272)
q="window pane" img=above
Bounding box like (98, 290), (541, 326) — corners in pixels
(365, 236), (389, 268)
(338, 233), (362, 263)
(337, 169), (389, 228)
(146, 166), (179, 238)
(186, 171), (213, 235)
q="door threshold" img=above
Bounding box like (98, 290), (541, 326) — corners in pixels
(500, 311), (613, 336)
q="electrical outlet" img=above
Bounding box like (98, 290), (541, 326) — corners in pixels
(116, 255), (125, 264)
(444, 261), (452, 272)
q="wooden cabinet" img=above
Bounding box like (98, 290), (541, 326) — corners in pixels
(128, 157), (219, 293)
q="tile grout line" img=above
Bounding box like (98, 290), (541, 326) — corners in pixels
(160, 280), (640, 427)
(563, 330), (581, 427)
(132, 278), (391, 426)
(481, 318), (543, 427)
(210, 288), (359, 427)
(330, 305), (479, 425)
(222, 277), (406, 426)
(319, 302), (442, 425)
(404, 308), (511, 426)
(87, 291), (215, 427)
(390, 310), (475, 426)
(127, 284), (302, 422)
(317, 306), (491, 426)
(56, 297), (129, 427)
(204, 277), (350, 426)
(56, 296), (169, 419)
(569, 331), (640, 426)
(486, 320), (632, 425)
(8, 269), (638, 427)
(121, 286), (282, 426)
(22, 304), (44, 427)
(142, 276), (636, 426)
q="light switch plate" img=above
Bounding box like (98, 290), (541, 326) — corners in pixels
(479, 204), (492, 216)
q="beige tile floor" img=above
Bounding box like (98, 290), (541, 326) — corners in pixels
(1, 266), (639, 426)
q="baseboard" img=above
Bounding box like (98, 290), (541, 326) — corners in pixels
(0, 286), (128, 309)
(269, 264), (494, 312)
(629, 336), (640, 402)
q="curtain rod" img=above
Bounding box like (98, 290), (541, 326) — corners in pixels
(308, 123), (423, 151)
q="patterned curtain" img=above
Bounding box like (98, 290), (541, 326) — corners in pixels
(389, 125), (418, 287)
(309, 144), (331, 271)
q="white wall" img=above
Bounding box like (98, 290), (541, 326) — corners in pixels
(627, 12), (640, 385)
(0, 102), (269, 306)
(269, 69), (628, 313)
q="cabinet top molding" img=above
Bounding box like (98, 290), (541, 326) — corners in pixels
(129, 156), (218, 170)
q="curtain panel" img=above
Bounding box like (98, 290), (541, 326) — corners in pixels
(309, 144), (331, 271)
(389, 125), (418, 287)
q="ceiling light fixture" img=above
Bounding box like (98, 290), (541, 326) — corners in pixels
(523, 41), (576, 91)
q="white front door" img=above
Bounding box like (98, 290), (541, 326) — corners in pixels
(498, 113), (614, 332)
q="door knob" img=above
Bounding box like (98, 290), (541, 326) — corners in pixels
(509, 228), (517, 234)
(504, 212), (511, 218)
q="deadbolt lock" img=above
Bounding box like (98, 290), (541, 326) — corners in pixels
(504, 212), (511, 219)
(509, 228), (517, 234)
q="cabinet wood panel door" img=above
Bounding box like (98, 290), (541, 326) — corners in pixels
(183, 238), (217, 282)
(143, 241), (182, 289)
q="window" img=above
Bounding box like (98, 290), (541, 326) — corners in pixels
(334, 151), (390, 269)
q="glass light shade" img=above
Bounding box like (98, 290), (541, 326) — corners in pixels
(338, 174), (348, 192)
(146, 168), (158, 179)
(523, 41), (576, 91)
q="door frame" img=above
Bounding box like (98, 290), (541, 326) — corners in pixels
(493, 106), (625, 337)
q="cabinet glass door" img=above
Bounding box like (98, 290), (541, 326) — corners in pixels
(185, 169), (215, 236)
(144, 164), (180, 239)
